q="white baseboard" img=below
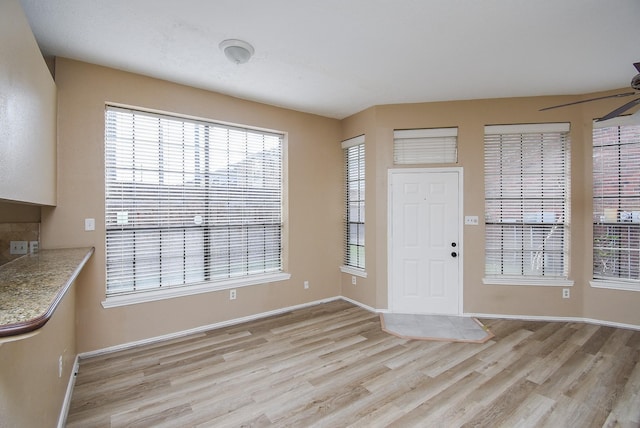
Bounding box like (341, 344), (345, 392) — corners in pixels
(80, 298), (640, 360)
(79, 296), (341, 359)
(57, 354), (80, 428)
(465, 312), (640, 331)
(339, 295), (380, 314)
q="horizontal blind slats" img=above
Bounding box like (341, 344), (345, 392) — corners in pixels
(484, 125), (570, 278)
(105, 106), (283, 296)
(592, 124), (640, 283)
(393, 128), (458, 164)
(344, 143), (365, 269)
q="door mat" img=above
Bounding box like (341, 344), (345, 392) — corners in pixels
(381, 313), (494, 343)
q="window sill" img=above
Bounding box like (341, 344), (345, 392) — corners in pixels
(483, 276), (574, 287)
(590, 279), (640, 292)
(102, 272), (292, 308)
(340, 266), (367, 278)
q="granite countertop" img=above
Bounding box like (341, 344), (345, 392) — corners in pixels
(0, 247), (94, 338)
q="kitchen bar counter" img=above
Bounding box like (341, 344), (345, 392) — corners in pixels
(0, 247), (94, 338)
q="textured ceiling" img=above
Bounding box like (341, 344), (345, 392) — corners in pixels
(19, 0), (640, 119)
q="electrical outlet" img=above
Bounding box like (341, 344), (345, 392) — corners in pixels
(351, 276), (357, 285)
(304, 280), (309, 289)
(29, 241), (39, 254)
(229, 289), (237, 300)
(562, 288), (570, 299)
(10, 241), (28, 255)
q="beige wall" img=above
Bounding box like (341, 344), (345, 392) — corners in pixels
(0, 201), (40, 223)
(42, 58), (343, 352)
(0, 0), (56, 206)
(339, 92), (640, 327)
(0, 281), (77, 428)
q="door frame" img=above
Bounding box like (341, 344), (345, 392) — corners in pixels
(387, 167), (464, 315)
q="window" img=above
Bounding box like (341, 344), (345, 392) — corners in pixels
(484, 123), (571, 283)
(393, 127), (458, 164)
(342, 135), (365, 271)
(104, 106), (284, 298)
(592, 122), (640, 288)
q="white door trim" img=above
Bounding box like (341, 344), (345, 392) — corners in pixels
(387, 167), (464, 315)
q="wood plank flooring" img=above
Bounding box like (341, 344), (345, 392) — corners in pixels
(66, 300), (640, 427)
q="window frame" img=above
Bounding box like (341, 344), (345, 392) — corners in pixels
(102, 105), (290, 308)
(393, 127), (458, 165)
(340, 135), (366, 276)
(590, 118), (640, 292)
(483, 123), (573, 287)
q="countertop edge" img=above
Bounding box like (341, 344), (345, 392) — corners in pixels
(0, 247), (95, 338)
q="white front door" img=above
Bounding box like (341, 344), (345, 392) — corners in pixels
(389, 169), (462, 315)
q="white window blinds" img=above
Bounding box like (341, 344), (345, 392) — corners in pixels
(105, 106), (283, 296)
(592, 123), (640, 284)
(393, 128), (458, 164)
(484, 123), (570, 278)
(343, 135), (365, 269)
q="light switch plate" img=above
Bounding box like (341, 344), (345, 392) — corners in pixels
(85, 218), (95, 231)
(464, 216), (479, 225)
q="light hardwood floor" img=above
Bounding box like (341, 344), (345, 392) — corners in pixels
(66, 300), (640, 427)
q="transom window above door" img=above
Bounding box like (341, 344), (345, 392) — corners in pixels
(393, 127), (458, 165)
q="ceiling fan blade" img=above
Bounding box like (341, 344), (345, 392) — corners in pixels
(634, 62), (640, 73)
(539, 92), (637, 111)
(596, 97), (640, 122)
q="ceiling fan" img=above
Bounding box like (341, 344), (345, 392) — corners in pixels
(540, 62), (640, 122)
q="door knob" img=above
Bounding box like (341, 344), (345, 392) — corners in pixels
(451, 252), (458, 257)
